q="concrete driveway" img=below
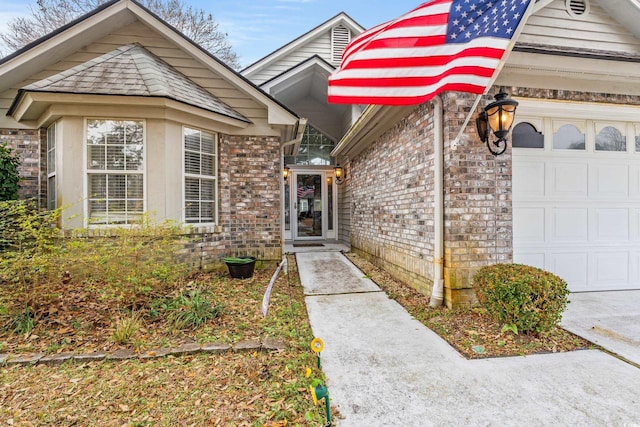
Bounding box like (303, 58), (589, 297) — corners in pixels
(561, 290), (640, 366)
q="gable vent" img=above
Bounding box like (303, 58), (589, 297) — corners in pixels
(332, 25), (351, 65)
(566, 0), (590, 17)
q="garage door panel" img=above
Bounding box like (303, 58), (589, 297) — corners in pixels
(631, 209), (640, 241)
(550, 162), (588, 198)
(513, 252), (545, 270)
(513, 207), (545, 242)
(513, 161), (545, 200)
(630, 252), (640, 285)
(629, 166), (640, 199)
(593, 208), (629, 242)
(590, 252), (629, 287)
(551, 208), (588, 242)
(591, 164), (629, 199)
(549, 252), (588, 289)
(514, 152), (638, 292)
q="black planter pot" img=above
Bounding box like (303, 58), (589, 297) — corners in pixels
(224, 257), (256, 279)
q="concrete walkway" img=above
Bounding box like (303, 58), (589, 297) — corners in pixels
(297, 251), (640, 426)
(562, 290), (640, 366)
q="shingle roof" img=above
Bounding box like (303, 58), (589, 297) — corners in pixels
(20, 43), (249, 122)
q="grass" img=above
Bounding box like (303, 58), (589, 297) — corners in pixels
(0, 255), (327, 426)
(345, 252), (593, 359)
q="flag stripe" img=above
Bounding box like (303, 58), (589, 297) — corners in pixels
(328, 83), (487, 106)
(342, 2), (452, 64)
(329, 66), (495, 88)
(335, 47), (505, 71)
(328, 0), (533, 106)
(346, 38), (510, 63)
(329, 74), (491, 98)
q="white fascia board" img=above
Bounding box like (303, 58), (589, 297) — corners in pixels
(516, 98), (640, 122)
(260, 58), (335, 93)
(12, 92), (251, 129)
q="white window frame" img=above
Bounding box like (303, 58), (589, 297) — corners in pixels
(83, 118), (147, 227)
(46, 122), (57, 210)
(182, 126), (218, 225)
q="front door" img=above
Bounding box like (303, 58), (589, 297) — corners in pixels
(294, 173), (324, 239)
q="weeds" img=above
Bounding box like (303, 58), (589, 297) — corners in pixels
(111, 312), (142, 344)
(8, 305), (35, 335)
(165, 289), (223, 330)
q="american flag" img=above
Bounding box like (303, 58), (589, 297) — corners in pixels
(328, 0), (534, 105)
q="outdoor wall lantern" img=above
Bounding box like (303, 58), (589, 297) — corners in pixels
(334, 165), (345, 184)
(476, 89), (519, 156)
(283, 166), (290, 181)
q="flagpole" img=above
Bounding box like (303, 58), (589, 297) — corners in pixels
(452, 0), (537, 150)
(452, 94), (483, 149)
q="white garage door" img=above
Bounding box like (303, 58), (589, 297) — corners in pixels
(513, 116), (640, 292)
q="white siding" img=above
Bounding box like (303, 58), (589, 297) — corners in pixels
(247, 32), (333, 86)
(520, 0), (640, 55)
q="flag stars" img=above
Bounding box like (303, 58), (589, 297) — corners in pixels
(446, 0), (531, 43)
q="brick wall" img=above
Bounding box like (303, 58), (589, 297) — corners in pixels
(0, 128), (44, 205)
(348, 87), (640, 307)
(349, 102), (438, 296)
(440, 90), (513, 307)
(181, 134), (283, 267)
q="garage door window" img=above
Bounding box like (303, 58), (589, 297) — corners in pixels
(595, 125), (626, 152)
(513, 122), (544, 148)
(553, 123), (585, 150)
(635, 124), (640, 152)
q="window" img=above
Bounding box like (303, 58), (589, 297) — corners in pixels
(86, 119), (144, 225)
(512, 122), (544, 149)
(46, 123), (56, 210)
(595, 125), (626, 152)
(287, 125), (336, 166)
(184, 127), (217, 224)
(553, 123), (585, 150)
(635, 125), (640, 153)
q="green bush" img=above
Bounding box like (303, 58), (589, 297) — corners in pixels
(0, 142), (20, 201)
(473, 263), (569, 335)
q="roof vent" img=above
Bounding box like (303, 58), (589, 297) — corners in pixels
(566, 0), (590, 17)
(331, 25), (351, 65)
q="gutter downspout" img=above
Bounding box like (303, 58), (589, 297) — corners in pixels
(430, 96), (445, 308)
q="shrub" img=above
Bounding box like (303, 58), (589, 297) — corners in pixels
(0, 142), (20, 201)
(473, 264), (569, 335)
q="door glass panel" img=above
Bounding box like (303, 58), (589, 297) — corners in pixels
(284, 181), (291, 232)
(297, 174), (322, 238)
(327, 176), (334, 231)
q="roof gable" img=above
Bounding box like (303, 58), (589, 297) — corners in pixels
(0, 0), (298, 130)
(11, 43), (248, 122)
(241, 13), (364, 85)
